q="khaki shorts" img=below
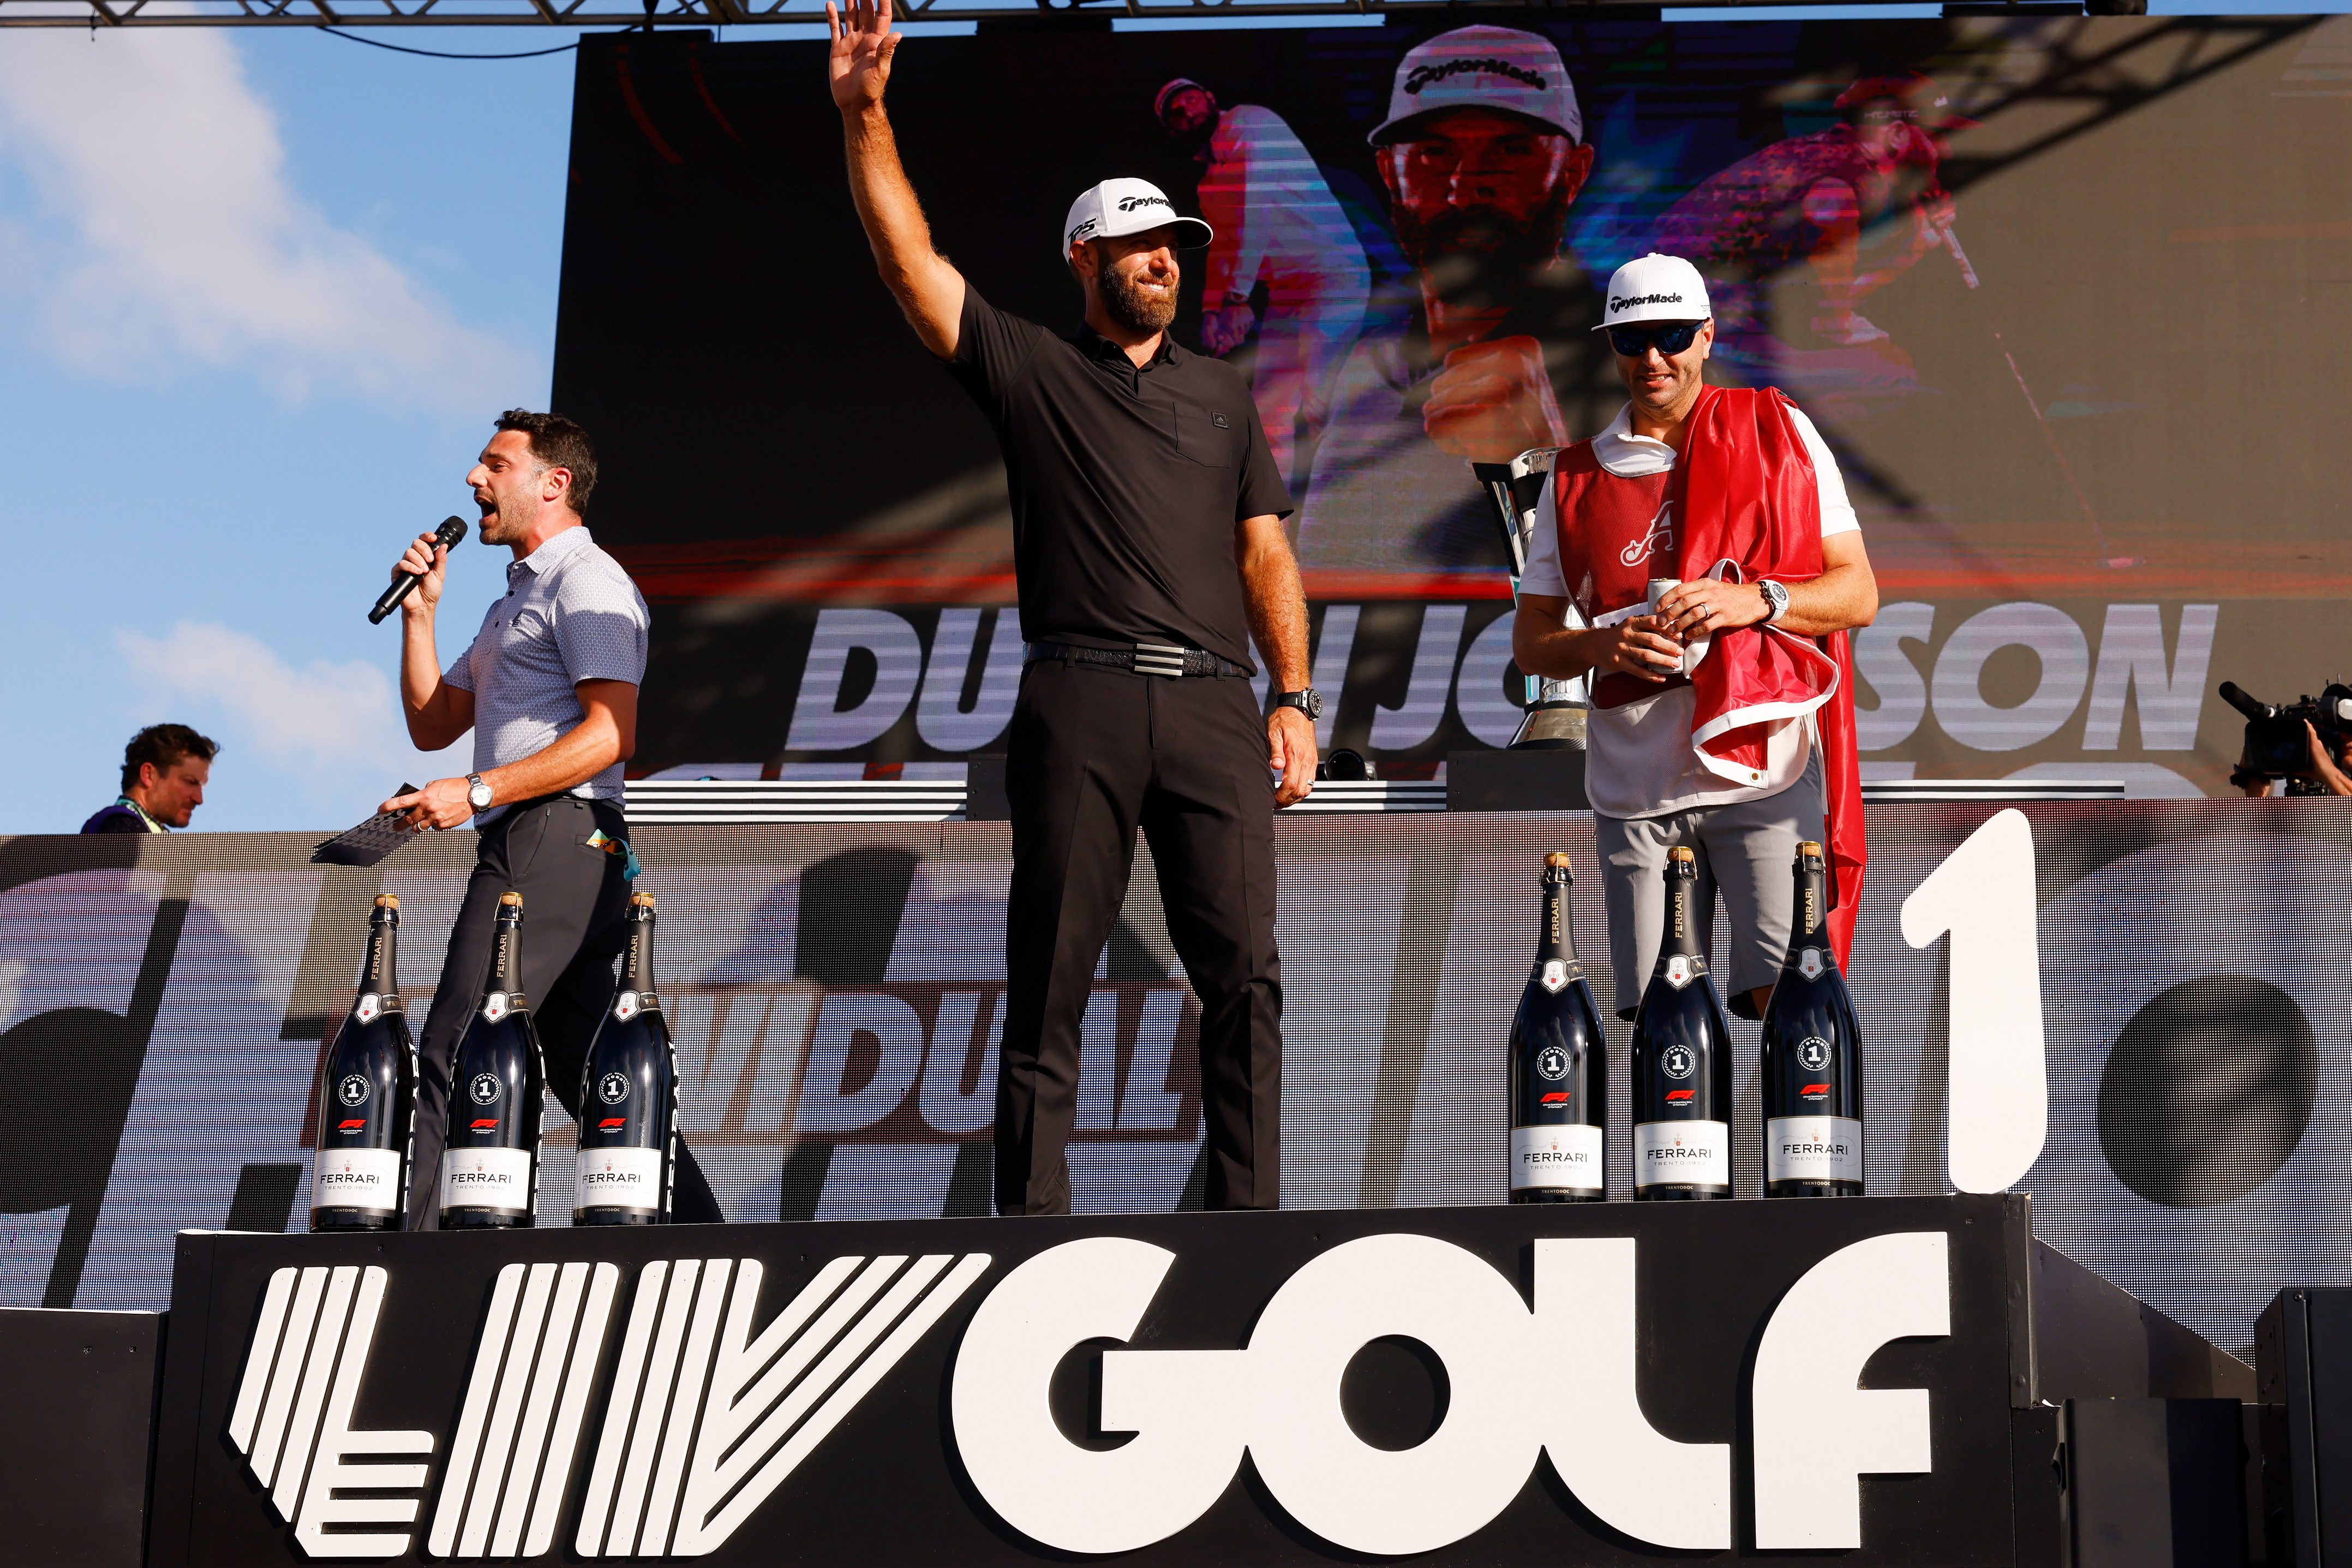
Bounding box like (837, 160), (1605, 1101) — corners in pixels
(1593, 750), (1825, 1021)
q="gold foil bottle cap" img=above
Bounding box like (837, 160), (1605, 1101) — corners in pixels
(1544, 852), (1572, 870)
(1668, 846), (1696, 863)
(373, 894), (399, 909)
(1798, 841), (1823, 857)
(629, 890), (656, 908)
(498, 891), (523, 907)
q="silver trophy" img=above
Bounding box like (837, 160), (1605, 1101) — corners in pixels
(1471, 446), (1588, 750)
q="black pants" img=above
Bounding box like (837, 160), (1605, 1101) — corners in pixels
(408, 796), (723, 1229)
(998, 659), (1283, 1215)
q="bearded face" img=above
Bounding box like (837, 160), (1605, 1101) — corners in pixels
(1380, 107), (1594, 310)
(1392, 187), (1577, 311)
(1090, 238), (1181, 336)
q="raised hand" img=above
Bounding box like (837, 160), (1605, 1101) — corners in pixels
(827, 0), (900, 115)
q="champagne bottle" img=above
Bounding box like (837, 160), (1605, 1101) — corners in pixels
(1760, 841), (1864, 1196)
(310, 893), (416, 1232)
(1629, 846), (1734, 1200)
(1508, 852), (1607, 1202)
(440, 891), (544, 1229)
(574, 891), (679, 1225)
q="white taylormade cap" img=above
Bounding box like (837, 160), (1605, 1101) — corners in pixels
(1061, 178), (1212, 258)
(1368, 25), (1583, 147)
(1595, 253), (1711, 329)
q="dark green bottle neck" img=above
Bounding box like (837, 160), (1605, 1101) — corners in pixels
(1659, 869), (1701, 959)
(361, 914), (399, 995)
(1782, 860), (1834, 968)
(1536, 876), (1578, 966)
(618, 910), (657, 994)
(488, 909), (523, 990)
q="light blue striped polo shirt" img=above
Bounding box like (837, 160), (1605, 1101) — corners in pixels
(445, 524), (648, 823)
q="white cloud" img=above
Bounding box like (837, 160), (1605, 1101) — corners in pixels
(116, 621), (465, 797)
(0, 31), (529, 410)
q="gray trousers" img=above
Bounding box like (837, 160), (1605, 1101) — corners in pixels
(1594, 752), (1824, 1021)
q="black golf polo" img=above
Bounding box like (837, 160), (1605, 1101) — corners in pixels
(947, 283), (1292, 669)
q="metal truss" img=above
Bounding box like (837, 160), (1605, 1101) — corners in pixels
(0, 0), (2171, 28)
(0, 0), (2314, 93)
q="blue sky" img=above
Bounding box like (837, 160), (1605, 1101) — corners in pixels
(0, 25), (575, 834)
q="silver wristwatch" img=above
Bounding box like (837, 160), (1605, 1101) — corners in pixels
(1271, 689), (1324, 721)
(466, 773), (494, 811)
(1759, 579), (1791, 625)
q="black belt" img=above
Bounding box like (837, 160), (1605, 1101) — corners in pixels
(1025, 640), (1252, 679)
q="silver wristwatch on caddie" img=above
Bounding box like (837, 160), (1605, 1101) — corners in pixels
(1760, 579), (1791, 625)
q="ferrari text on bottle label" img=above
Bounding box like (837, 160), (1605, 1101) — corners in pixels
(574, 1146), (663, 1210)
(1766, 1117), (1864, 1184)
(440, 1146), (532, 1213)
(1633, 1120), (1729, 1187)
(311, 1147), (400, 1212)
(1510, 1125), (1603, 1191)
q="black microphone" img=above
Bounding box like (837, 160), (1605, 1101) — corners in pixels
(370, 517), (469, 625)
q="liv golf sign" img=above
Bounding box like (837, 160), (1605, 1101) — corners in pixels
(154, 1199), (2028, 1565)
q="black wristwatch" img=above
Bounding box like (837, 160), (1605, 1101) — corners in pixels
(1270, 689), (1324, 721)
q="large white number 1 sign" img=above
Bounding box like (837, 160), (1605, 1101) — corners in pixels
(1899, 807), (2048, 1193)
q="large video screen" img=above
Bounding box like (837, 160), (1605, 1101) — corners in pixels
(553, 16), (2348, 792)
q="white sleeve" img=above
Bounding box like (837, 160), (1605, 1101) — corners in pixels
(1787, 404), (1859, 537)
(1518, 481), (1570, 597)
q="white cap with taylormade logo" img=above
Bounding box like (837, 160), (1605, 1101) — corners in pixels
(1595, 253), (1711, 329)
(1062, 178), (1213, 258)
(1368, 25), (1582, 146)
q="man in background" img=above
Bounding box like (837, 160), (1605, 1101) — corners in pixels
(82, 724), (215, 833)
(1297, 25), (1619, 577)
(1157, 78), (1370, 489)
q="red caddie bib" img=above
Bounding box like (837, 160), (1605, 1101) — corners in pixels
(1547, 441), (1686, 709)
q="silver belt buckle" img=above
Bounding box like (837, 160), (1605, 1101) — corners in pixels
(1134, 641), (1187, 678)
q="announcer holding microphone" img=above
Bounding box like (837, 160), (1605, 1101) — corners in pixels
(829, 0), (1316, 1215)
(382, 411), (725, 1229)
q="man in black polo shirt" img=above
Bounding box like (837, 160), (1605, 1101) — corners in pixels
(830, 0), (1319, 1215)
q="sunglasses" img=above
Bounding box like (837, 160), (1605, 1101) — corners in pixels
(1607, 320), (1706, 358)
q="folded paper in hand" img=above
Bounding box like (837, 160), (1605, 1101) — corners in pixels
(312, 785), (425, 867)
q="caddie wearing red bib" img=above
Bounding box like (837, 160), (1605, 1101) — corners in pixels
(1512, 253), (1877, 1020)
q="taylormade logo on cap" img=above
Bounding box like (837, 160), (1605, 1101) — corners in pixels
(1595, 254), (1712, 330)
(1403, 56), (1546, 95)
(1061, 178), (1213, 258)
(1370, 25), (1582, 147)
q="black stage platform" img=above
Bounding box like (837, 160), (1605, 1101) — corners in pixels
(117, 1194), (2253, 1566)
